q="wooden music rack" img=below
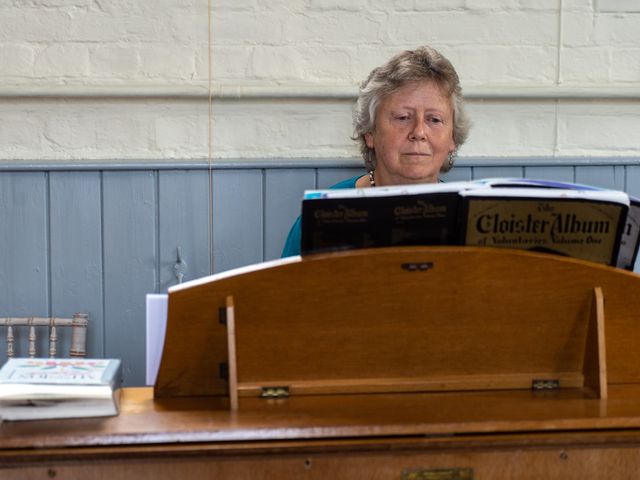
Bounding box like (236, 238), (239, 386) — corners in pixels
(154, 246), (638, 408)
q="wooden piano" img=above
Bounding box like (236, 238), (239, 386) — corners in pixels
(4, 246), (640, 479)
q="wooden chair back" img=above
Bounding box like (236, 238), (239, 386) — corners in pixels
(0, 313), (88, 359)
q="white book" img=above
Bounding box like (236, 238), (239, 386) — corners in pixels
(146, 293), (168, 386)
(0, 358), (122, 421)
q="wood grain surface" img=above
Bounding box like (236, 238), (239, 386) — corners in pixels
(5, 387), (640, 479)
(155, 246), (640, 399)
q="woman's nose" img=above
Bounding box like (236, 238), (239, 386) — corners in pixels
(409, 120), (427, 141)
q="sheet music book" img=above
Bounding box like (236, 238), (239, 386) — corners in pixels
(300, 179), (631, 268)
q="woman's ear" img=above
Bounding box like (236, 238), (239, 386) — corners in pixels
(448, 135), (456, 153)
(365, 132), (374, 149)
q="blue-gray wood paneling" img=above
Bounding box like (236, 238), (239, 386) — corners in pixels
(473, 166), (524, 179)
(212, 169), (263, 273)
(159, 170), (210, 288)
(49, 171), (104, 358)
(264, 169), (315, 260)
(575, 165), (625, 190)
(0, 173), (49, 358)
(102, 171), (158, 386)
(2, 159), (640, 386)
(626, 166), (640, 197)
(442, 167), (472, 182)
(524, 166), (574, 182)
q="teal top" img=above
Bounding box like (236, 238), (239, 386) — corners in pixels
(281, 175), (362, 257)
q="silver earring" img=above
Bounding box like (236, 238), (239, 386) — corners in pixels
(366, 149), (375, 171)
(447, 152), (454, 168)
(368, 169), (375, 187)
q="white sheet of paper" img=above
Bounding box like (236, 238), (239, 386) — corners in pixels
(145, 293), (168, 386)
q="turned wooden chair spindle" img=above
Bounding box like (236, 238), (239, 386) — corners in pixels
(0, 313), (88, 359)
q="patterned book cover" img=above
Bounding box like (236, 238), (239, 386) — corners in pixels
(0, 358), (120, 386)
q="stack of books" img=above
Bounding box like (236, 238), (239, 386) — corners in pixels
(0, 358), (122, 421)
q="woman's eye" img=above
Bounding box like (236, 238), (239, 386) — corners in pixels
(429, 117), (443, 124)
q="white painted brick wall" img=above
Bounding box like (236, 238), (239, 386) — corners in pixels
(0, 44), (34, 78)
(612, 49), (640, 82)
(559, 103), (640, 154)
(35, 44), (90, 78)
(90, 45), (139, 78)
(0, 0), (639, 161)
(560, 47), (611, 83)
(465, 101), (558, 157)
(597, 0), (640, 13)
(212, 100), (356, 158)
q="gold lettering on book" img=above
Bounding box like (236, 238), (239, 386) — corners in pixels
(550, 214), (609, 236)
(394, 201), (447, 221)
(466, 200), (622, 264)
(314, 204), (368, 224)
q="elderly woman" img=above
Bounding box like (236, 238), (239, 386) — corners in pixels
(282, 46), (471, 257)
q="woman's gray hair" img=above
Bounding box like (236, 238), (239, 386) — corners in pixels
(352, 46), (470, 173)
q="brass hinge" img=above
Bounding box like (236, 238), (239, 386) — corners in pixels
(532, 379), (560, 391)
(260, 386), (290, 398)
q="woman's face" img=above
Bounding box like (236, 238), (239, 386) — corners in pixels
(365, 80), (456, 186)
